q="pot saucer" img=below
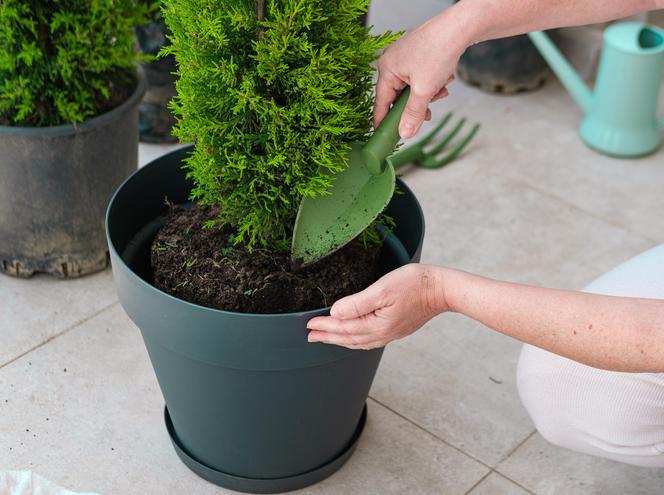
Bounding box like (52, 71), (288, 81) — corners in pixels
(164, 404), (367, 494)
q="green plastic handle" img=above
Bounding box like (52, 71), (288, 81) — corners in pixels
(361, 87), (411, 175)
(387, 144), (423, 170)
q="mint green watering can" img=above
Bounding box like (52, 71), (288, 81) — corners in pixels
(528, 22), (664, 158)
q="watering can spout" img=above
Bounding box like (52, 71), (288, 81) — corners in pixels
(527, 31), (594, 113)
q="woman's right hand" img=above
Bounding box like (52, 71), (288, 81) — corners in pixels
(374, 7), (471, 139)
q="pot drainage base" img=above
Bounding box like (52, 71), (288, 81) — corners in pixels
(164, 405), (367, 494)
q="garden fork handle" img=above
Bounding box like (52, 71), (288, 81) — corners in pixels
(362, 87), (411, 175)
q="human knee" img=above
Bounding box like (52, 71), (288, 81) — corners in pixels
(516, 345), (576, 447)
(517, 345), (664, 466)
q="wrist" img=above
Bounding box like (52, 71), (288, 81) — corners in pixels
(436, 267), (467, 314)
(436, 0), (489, 50)
(425, 265), (454, 314)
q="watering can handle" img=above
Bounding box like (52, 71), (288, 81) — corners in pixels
(362, 87), (411, 175)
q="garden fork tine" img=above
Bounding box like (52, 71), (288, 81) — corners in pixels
(420, 121), (481, 169)
(387, 112), (480, 171)
(418, 111), (454, 147)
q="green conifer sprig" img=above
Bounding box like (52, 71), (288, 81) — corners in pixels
(163, 0), (396, 251)
(0, 1), (154, 127)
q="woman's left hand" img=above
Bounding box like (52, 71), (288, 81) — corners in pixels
(307, 264), (449, 350)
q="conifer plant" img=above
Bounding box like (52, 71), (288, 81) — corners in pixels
(0, 1), (153, 127)
(163, 0), (395, 251)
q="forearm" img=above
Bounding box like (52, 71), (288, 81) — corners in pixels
(441, 268), (664, 372)
(437, 0), (661, 48)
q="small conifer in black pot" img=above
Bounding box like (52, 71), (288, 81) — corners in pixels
(106, 1), (425, 492)
(0, 1), (152, 278)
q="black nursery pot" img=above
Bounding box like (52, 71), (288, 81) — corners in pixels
(0, 77), (145, 278)
(106, 146), (425, 494)
(457, 35), (550, 93)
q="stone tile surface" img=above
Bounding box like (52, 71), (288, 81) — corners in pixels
(299, 398), (488, 495)
(138, 142), (188, 168)
(468, 472), (533, 495)
(0, 305), (488, 495)
(370, 314), (531, 468)
(497, 433), (664, 495)
(0, 271), (117, 366)
(437, 80), (664, 244)
(400, 160), (655, 289)
(0, 305), (177, 494)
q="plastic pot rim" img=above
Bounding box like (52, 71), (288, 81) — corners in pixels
(105, 145), (425, 319)
(0, 67), (147, 138)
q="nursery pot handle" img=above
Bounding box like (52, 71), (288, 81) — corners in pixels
(362, 87), (411, 175)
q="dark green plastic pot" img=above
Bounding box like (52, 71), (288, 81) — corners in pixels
(0, 76), (145, 278)
(105, 146), (424, 493)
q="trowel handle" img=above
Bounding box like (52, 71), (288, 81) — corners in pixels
(362, 87), (411, 175)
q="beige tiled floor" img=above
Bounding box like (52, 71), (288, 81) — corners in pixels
(2, 1), (664, 494)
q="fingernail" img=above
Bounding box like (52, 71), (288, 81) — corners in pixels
(400, 123), (415, 139)
(330, 307), (342, 318)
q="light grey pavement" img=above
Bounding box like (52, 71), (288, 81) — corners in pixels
(2, 1), (664, 493)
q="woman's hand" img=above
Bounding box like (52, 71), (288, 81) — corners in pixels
(307, 264), (449, 350)
(374, 9), (470, 139)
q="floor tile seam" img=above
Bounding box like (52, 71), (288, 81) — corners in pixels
(367, 395), (493, 470)
(496, 430), (537, 464)
(367, 396), (539, 494)
(489, 430), (539, 495)
(490, 470), (538, 495)
(481, 168), (662, 245)
(0, 301), (120, 370)
(462, 470), (492, 495)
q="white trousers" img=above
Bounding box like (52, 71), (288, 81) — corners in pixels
(517, 244), (664, 468)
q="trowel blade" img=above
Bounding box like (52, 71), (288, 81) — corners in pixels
(291, 142), (396, 266)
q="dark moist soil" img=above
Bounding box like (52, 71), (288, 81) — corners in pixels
(151, 204), (381, 314)
(95, 76), (136, 115)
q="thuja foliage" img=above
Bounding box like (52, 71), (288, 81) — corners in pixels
(163, 0), (396, 251)
(0, 1), (155, 127)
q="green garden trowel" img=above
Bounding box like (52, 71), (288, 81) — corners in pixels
(291, 88), (411, 266)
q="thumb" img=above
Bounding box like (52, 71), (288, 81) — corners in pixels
(399, 89), (431, 139)
(330, 283), (386, 320)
